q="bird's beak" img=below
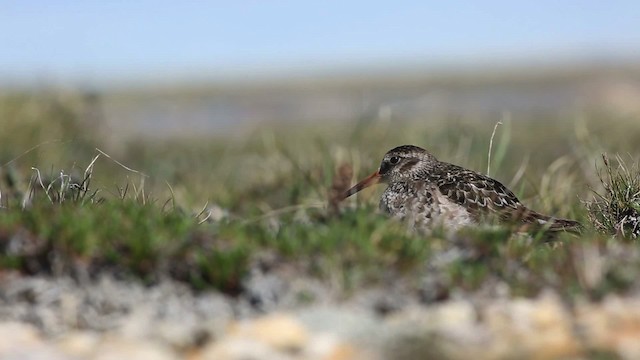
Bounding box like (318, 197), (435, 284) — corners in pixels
(341, 170), (381, 200)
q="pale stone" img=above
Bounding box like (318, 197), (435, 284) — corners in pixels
(576, 295), (640, 359)
(0, 322), (71, 360)
(57, 331), (101, 357)
(195, 314), (310, 360)
(306, 334), (366, 360)
(197, 313), (369, 360)
(228, 313), (310, 351)
(383, 294), (583, 360)
(90, 337), (178, 360)
(0, 322), (43, 353)
(199, 338), (291, 360)
(483, 293), (580, 359)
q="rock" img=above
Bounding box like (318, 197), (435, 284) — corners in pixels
(89, 337), (178, 360)
(241, 268), (289, 313)
(52, 330), (183, 360)
(296, 306), (380, 341)
(0, 322), (71, 360)
(56, 331), (101, 357)
(198, 338), (292, 360)
(303, 333), (363, 360)
(482, 292), (580, 359)
(198, 313), (310, 360)
(228, 313), (310, 351)
(383, 300), (484, 360)
(382, 293), (581, 360)
(197, 313), (369, 360)
(0, 322), (43, 353)
(8, 272), (640, 359)
(576, 295), (640, 359)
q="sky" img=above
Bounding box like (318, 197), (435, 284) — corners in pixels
(1, 1), (640, 85)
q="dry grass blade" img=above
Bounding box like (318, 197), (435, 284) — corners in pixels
(74, 154), (101, 203)
(508, 154), (530, 189)
(95, 148), (150, 203)
(2, 140), (64, 167)
(30, 167), (53, 204)
(81, 154), (100, 191)
(162, 180), (177, 213)
(486, 120), (503, 176)
(586, 154), (640, 238)
(195, 201), (212, 224)
(95, 148), (148, 177)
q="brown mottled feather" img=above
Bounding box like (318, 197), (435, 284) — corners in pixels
(430, 162), (581, 232)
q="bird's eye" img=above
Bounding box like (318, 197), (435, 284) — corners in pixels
(389, 156), (400, 165)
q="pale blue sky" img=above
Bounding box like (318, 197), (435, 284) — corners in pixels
(1, 1), (639, 85)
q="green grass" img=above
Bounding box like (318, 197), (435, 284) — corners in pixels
(1, 90), (640, 302)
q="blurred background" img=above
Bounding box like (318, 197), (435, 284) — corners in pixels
(2, 1), (640, 138)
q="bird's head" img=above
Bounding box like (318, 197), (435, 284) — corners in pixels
(341, 145), (437, 199)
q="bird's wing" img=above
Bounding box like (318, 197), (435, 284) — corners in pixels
(429, 163), (524, 221)
(428, 162), (582, 233)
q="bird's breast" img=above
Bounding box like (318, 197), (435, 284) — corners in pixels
(379, 181), (476, 231)
(380, 182), (436, 221)
(379, 183), (410, 217)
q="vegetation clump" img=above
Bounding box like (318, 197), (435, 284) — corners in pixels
(586, 154), (640, 239)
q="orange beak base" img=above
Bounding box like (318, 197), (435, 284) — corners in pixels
(340, 170), (381, 200)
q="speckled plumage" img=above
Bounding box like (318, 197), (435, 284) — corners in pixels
(343, 145), (581, 233)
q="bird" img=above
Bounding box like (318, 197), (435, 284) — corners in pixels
(341, 145), (581, 234)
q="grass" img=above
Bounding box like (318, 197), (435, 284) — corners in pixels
(0, 90), (640, 303)
(586, 154), (640, 238)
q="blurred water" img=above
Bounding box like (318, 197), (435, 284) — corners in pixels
(102, 66), (640, 138)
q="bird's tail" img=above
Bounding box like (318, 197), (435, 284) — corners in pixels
(519, 209), (583, 234)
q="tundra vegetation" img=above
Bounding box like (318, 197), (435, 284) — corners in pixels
(0, 89), (639, 304)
